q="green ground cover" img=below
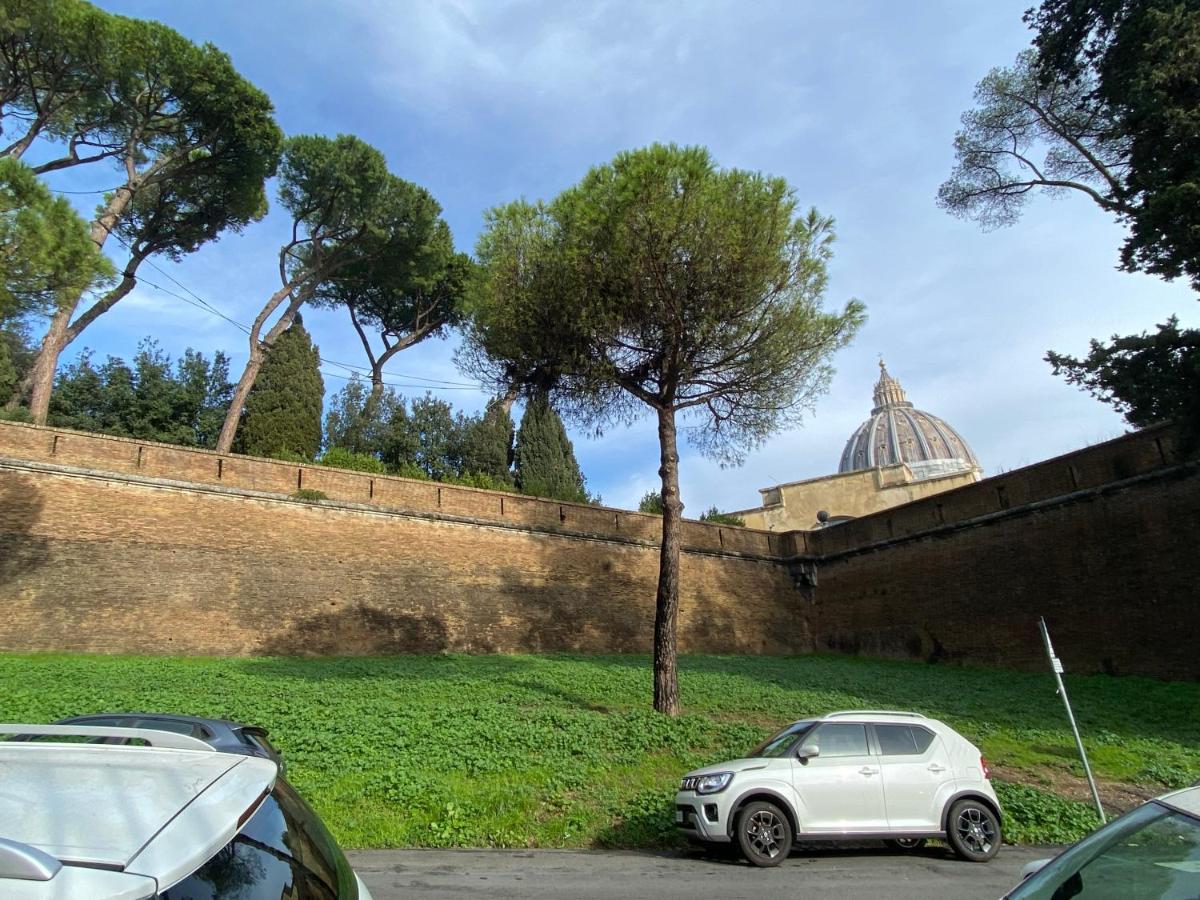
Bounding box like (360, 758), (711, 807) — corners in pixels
(2, 653), (1196, 848)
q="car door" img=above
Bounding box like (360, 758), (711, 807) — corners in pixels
(874, 723), (952, 831)
(790, 722), (888, 833)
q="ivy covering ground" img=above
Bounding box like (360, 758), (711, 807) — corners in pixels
(2, 653), (1196, 849)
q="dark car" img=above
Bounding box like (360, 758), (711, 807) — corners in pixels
(1003, 785), (1200, 899)
(13, 712), (286, 774)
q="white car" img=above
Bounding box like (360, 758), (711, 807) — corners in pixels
(0, 723), (373, 899)
(675, 710), (1002, 867)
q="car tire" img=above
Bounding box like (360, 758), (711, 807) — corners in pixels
(735, 801), (793, 867)
(887, 838), (927, 851)
(947, 799), (1001, 862)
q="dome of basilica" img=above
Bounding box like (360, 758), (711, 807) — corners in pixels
(838, 361), (980, 480)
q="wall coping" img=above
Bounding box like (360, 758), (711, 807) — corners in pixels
(0, 456), (788, 565)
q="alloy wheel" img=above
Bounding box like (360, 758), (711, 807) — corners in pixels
(745, 809), (785, 860)
(955, 806), (996, 854)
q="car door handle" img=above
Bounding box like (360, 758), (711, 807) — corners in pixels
(928, 764), (947, 773)
(859, 767), (878, 776)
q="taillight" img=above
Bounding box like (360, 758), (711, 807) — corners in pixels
(980, 755), (991, 780)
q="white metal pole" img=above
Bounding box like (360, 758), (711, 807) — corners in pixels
(1038, 617), (1106, 823)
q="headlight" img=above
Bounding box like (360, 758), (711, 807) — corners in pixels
(692, 772), (733, 795)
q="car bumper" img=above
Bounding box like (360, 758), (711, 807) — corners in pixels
(674, 791), (731, 842)
(355, 872), (374, 900)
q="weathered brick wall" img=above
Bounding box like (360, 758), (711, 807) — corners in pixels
(802, 425), (1200, 678)
(0, 422), (785, 558)
(0, 459), (805, 656)
(0, 421), (1195, 677)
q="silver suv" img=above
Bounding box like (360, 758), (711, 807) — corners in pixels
(675, 710), (1003, 867)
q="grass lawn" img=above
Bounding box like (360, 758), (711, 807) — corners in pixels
(2, 653), (1196, 848)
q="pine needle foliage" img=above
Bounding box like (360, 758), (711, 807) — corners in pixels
(236, 315), (324, 460)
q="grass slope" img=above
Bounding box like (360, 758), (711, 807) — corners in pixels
(2, 653), (1196, 848)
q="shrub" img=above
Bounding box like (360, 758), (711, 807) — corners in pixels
(319, 446), (385, 474)
(290, 488), (328, 502)
(698, 506), (746, 527)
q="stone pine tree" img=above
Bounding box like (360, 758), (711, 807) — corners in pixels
(1, 4), (280, 422)
(461, 397), (515, 485)
(468, 144), (863, 715)
(235, 316), (324, 460)
(513, 395), (587, 502)
(216, 135), (437, 453)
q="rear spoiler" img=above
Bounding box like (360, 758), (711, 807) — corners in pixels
(0, 723), (215, 751)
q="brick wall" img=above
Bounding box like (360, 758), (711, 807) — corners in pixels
(0, 421), (1195, 677)
(798, 425), (1199, 678)
(0, 426), (803, 656)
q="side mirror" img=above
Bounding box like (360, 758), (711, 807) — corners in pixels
(796, 744), (820, 761)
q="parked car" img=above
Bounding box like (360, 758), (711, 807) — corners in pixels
(34, 712), (287, 773)
(675, 710), (1002, 867)
(1003, 784), (1200, 899)
(0, 723), (371, 899)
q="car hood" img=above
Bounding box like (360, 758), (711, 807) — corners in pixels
(684, 758), (773, 778)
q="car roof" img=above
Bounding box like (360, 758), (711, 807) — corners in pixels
(0, 730), (277, 896)
(62, 712), (263, 734)
(1161, 785), (1200, 818)
(1, 743), (243, 868)
(819, 710), (934, 723)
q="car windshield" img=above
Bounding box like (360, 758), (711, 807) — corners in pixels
(1007, 800), (1200, 900)
(747, 721), (815, 758)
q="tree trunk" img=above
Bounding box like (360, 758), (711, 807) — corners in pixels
(215, 288), (310, 454)
(653, 404), (683, 716)
(20, 308), (71, 423)
(13, 187), (134, 423)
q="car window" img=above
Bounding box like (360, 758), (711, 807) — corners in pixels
(132, 718), (209, 739)
(747, 721), (815, 758)
(1008, 801), (1200, 900)
(876, 724), (936, 756)
(809, 723), (869, 758)
(158, 779), (355, 899)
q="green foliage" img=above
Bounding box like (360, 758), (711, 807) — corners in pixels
(319, 446), (386, 475)
(47, 339), (232, 446)
(514, 395), (587, 502)
(237, 317), (324, 460)
(938, 50), (1126, 232)
(2, 653), (1196, 850)
(460, 398), (514, 486)
(0, 157), (112, 319)
(993, 782), (1101, 845)
(290, 488), (327, 502)
(1029, 0), (1200, 289)
(638, 491), (663, 515)
(443, 471), (512, 491)
(403, 393), (467, 481)
(1047, 317), (1200, 448)
(698, 507), (746, 527)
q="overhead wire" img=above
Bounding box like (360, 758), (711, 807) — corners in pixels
(102, 233), (485, 392)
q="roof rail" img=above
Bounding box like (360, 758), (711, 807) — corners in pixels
(0, 723), (214, 752)
(0, 837), (62, 881)
(822, 710), (928, 720)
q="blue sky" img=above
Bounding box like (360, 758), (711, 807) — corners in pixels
(35, 0), (1199, 513)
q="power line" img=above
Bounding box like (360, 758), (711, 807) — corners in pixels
(103, 233), (485, 392)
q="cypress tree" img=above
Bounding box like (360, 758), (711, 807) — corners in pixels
(236, 315), (324, 459)
(513, 395), (587, 502)
(461, 397), (514, 485)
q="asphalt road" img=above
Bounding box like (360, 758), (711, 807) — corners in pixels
(347, 843), (1055, 900)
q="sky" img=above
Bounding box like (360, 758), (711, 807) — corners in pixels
(33, 0), (1199, 514)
